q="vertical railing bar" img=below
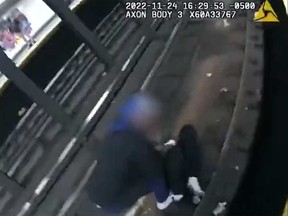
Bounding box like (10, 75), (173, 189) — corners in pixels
(0, 50), (72, 127)
(42, 0), (115, 67)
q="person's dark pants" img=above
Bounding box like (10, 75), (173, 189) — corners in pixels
(165, 124), (202, 199)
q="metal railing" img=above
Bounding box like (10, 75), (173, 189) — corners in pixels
(0, 0), (168, 215)
(0, 4), (127, 176)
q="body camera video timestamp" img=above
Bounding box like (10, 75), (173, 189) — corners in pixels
(124, 1), (256, 20)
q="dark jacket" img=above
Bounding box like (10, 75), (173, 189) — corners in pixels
(86, 129), (169, 212)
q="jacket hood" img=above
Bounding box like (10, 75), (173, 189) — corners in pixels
(110, 96), (138, 132)
(110, 94), (161, 133)
(112, 94), (161, 131)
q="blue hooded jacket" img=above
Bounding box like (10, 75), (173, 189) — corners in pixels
(89, 94), (169, 213)
(110, 95), (139, 133)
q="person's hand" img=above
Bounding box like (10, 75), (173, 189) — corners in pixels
(164, 139), (176, 146)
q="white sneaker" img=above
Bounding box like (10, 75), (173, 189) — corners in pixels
(156, 195), (173, 210)
(187, 177), (205, 197)
(172, 194), (183, 202)
(193, 195), (201, 205)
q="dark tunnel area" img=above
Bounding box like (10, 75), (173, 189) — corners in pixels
(229, 0), (288, 215)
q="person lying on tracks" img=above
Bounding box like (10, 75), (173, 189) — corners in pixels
(86, 93), (174, 215)
(164, 125), (205, 205)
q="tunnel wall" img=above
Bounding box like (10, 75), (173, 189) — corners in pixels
(193, 10), (264, 216)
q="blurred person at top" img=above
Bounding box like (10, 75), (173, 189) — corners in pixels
(11, 9), (35, 48)
(86, 93), (174, 215)
(0, 20), (17, 50)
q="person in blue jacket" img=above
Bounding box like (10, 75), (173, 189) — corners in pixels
(86, 93), (173, 215)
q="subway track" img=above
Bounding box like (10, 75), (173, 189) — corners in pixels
(0, 0), (118, 146)
(1, 1), (171, 215)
